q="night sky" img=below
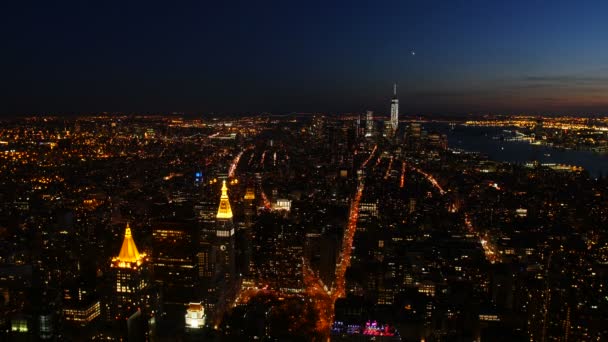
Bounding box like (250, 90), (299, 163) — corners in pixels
(1, 0), (608, 116)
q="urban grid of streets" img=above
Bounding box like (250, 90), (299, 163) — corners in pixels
(2, 115), (607, 340)
(229, 138), (491, 338)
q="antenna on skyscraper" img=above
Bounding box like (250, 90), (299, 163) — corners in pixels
(393, 83), (397, 97)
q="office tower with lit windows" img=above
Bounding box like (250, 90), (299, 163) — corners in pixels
(365, 110), (374, 137)
(151, 222), (197, 309)
(63, 299), (101, 328)
(214, 180), (236, 288)
(241, 187), (256, 278)
(62, 277), (101, 339)
(107, 224), (153, 338)
(198, 180), (237, 314)
(390, 83), (399, 133)
(243, 187), (256, 228)
(407, 122), (422, 148)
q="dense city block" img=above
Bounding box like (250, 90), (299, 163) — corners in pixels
(0, 113), (607, 341)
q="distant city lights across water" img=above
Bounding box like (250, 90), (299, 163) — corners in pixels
(427, 122), (608, 178)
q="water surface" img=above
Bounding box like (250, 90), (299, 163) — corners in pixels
(425, 122), (608, 178)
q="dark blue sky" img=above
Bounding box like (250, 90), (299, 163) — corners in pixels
(1, 0), (607, 116)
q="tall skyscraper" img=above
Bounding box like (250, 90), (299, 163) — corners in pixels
(200, 180), (236, 316)
(243, 187), (256, 228)
(108, 224), (154, 339)
(151, 222), (196, 308)
(241, 187), (256, 280)
(365, 111), (374, 137)
(215, 180), (235, 285)
(390, 83), (399, 132)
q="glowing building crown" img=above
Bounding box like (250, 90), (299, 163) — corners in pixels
(216, 180), (233, 220)
(244, 187), (255, 200)
(185, 302), (206, 329)
(113, 223), (146, 268)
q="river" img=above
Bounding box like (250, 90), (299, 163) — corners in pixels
(425, 122), (608, 178)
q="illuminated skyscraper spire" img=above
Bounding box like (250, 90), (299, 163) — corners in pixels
(244, 187), (255, 200)
(216, 180), (233, 219)
(109, 223), (151, 327)
(113, 223), (146, 268)
(390, 83), (399, 132)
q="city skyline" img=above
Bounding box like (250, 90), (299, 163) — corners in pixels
(1, 113), (608, 340)
(2, 2), (608, 340)
(2, 1), (608, 116)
